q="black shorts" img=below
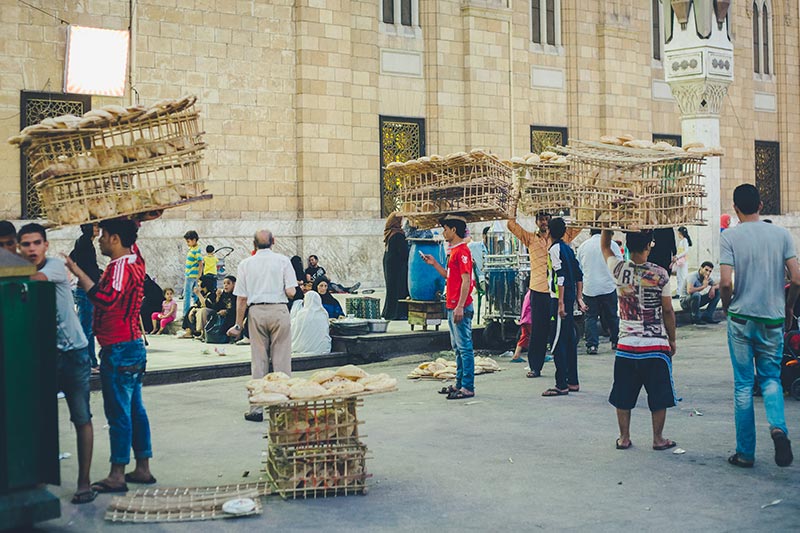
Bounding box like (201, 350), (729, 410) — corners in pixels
(608, 354), (676, 412)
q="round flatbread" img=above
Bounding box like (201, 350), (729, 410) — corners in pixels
(364, 378), (397, 391)
(309, 370), (336, 384)
(289, 382), (329, 400)
(262, 381), (291, 396)
(327, 381), (365, 396)
(335, 364), (368, 381)
(249, 392), (289, 404)
(264, 372), (290, 382)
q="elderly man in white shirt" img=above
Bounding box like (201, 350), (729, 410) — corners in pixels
(228, 229), (296, 421)
(576, 229), (623, 354)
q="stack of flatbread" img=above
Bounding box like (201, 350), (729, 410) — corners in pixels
(406, 356), (501, 379)
(246, 364), (398, 404)
(598, 134), (724, 156)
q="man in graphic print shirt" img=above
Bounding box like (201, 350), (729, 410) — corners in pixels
(600, 229), (678, 452)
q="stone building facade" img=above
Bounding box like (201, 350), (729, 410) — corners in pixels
(0, 0), (798, 290)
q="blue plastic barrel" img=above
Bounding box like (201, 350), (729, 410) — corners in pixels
(408, 239), (446, 301)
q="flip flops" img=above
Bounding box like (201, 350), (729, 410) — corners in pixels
(653, 440), (677, 451)
(438, 385), (458, 395)
(125, 473), (157, 484)
(90, 481), (128, 494)
(71, 490), (97, 504)
(526, 371), (541, 378)
(542, 388), (569, 397)
(615, 439), (632, 450)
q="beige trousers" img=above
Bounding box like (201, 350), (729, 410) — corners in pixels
(248, 304), (292, 379)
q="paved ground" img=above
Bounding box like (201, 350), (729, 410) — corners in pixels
(40, 321), (799, 532)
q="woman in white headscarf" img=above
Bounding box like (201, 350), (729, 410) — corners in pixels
(291, 290), (332, 355)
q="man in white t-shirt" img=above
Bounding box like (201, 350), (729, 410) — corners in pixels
(228, 229), (296, 422)
(577, 229), (622, 354)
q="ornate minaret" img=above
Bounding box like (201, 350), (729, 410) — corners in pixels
(664, 0), (733, 265)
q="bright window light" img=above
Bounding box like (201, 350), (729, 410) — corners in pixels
(64, 25), (129, 97)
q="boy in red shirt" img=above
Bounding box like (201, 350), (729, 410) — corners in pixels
(422, 215), (475, 399)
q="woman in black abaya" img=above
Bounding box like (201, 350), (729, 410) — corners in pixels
(381, 212), (409, 320)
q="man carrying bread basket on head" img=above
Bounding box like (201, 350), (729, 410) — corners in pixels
(421, 215), (476, 400)
(508, 212), (580, 379)
(228, 229), (297, 422)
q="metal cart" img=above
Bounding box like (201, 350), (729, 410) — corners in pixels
(481, 227), (530, 348)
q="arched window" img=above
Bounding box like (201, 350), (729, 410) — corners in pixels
(753, 1), (773, 76)
(531, 0), (561, 48)
(753, 3), (760, 73)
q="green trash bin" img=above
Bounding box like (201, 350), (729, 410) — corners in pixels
(0, 249), (60, 530)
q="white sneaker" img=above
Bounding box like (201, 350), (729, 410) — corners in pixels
(498, 350), (514, 358)
(235, 338), (250, 345)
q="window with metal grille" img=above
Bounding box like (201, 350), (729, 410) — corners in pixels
(19, 91), (92, 219)
(379, 116), (425, 217)
(755, 140), (780, 215)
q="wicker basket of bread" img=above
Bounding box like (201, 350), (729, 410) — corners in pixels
(385, 149), (516, 229)
(8, 95), (210, 226)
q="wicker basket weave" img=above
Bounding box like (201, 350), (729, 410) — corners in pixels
(515, 140), (707, 230)
(36, 148), (209, 226)
(388, 152), (516, 229)
(15, 96), (210, 226)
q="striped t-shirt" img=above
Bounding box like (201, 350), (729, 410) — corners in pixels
(185, 245), (201, 279)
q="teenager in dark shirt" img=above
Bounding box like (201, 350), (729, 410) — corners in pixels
(69, 223), (101, 370)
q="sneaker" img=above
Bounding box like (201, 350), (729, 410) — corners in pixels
(349, 282), (361, 293)
(498, 350), (514, 358)
(587, 346), (598, 355)
(244, 412), (263, 422)
(235, 338), (250, 346)
(772, 430), (793, 467)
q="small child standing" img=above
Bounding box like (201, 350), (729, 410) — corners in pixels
(510, 291), (531, 363)
(201, 245), (218, 291)
(152, 288), (178, 334)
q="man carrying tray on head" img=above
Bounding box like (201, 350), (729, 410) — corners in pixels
(508, 212), (580, 379)
(421, 215), (476, 400)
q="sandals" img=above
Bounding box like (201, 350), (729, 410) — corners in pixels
(90, 481), (128, 494)
(446, 389), (475, 400)
(727, 453), (754, 468)
(438, 385), (458, 395)
(71, 490), (97, 504)
(125, 473), (157, 484)
(526, 371), (541, 378)
(568, 385), (580, 392)
(653, 440), (677, 451)
(615, 439), (632, 450)
(542, 388), (569, 397)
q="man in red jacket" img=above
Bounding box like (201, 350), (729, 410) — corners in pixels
(66, 219), (155, 493)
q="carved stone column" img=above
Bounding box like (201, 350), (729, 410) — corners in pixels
(664, 0), (732, 266)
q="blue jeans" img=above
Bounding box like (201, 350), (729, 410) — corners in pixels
(680, 291), (721, 321)
(99, 339), (152, 465)
(57, 346), (92, 426)
(448, 304), (475, 392)
(73, 287), (97, 367)
(183, 276), (198, 318)
(727, 317), (787, 461)
(583, 291), (619, 348)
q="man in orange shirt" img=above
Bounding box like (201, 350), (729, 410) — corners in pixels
(508, 212), (580, 378)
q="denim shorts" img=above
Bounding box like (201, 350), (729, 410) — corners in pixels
(57, 346), (92, 425)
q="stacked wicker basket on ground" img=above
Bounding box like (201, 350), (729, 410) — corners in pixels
(516, 139), (716, 230)
(263, 397), (370, 499)
(386, 149), (516, 229)
(8, 95), (210, 227)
